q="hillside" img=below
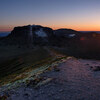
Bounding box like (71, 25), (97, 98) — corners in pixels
(0, 25), (100, 100)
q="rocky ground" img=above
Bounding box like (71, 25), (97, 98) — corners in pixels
(1, 57), (100, 100)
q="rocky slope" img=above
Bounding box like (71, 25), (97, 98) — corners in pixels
(1, 57), (100, 100)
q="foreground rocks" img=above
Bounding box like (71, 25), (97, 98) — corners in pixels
(1, 57), (100, 100)
(90, 66), (100, 71)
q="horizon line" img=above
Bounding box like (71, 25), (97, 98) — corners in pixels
(0, 25), (100, 32)
(1, 30), (100, 33)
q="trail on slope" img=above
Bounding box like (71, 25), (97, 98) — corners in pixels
(2, 57), (100, 100)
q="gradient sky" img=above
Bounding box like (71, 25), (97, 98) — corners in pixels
(0, 0), (100, 31)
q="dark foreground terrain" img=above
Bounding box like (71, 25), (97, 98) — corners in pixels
(1, 57), (100, 100)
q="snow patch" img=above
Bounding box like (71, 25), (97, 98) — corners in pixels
(68, 34), (75, 37)
(35, 28), (47, 37)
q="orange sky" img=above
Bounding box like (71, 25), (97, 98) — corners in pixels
(1, 0), (100, 32)
(0, 24), (100, 32)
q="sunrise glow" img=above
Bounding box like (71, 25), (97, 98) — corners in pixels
(0, 0), (100, 32)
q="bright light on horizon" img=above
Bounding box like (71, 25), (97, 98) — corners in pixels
(1, 25), (100, 32)
(1, 23), (100, 32)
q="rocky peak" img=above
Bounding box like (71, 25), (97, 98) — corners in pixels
(7, 25), (54, 46)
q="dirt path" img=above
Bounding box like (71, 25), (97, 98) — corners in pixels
(2, 57), (100, 100)
(44, 47), (65, 58)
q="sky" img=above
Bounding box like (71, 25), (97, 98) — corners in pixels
(0, 0), (100, 32)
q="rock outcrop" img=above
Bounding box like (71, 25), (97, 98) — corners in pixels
(2, 24), (100, 49)
(7, 25), (54, 46)
(7, 25), (81, 46)
(54, 28), (79, 38)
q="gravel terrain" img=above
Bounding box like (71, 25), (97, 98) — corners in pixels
(1, 57), (100, 100)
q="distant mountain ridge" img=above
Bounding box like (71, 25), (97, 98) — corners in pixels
(1, 24), (100, 47)
(0, 32), (10, 37)
(7, 25), (54, 45)
(1, 24), (100, 59)
(80, 31), (100, 33)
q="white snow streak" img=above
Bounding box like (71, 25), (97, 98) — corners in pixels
(35, 28), (47, 37)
